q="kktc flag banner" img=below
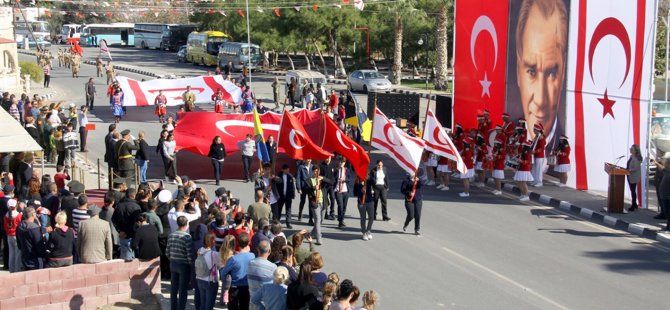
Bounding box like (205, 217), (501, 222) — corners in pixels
(566, 0), (655, 203)
(115, 75), (242, 107)
(321, 116), (370, 180)
(277, 110), (333, 161)
(371, 107), (426, 175)
(453, 0), (509, 130)
(423, 108), (467, 175)
(174, 109), (322, 156)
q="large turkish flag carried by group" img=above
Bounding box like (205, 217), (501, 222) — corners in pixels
(321, 116), (370, 180)
(566, 0), (654, 203)
(453, 0), (509, 129)
(277, 110), (333, 161)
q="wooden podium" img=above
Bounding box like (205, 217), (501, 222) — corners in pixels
(604, 163), (630, 213)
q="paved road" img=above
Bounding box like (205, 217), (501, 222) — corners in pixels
(19, 50), (670, 309)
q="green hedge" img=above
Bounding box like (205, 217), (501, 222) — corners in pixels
(19, 61), (43, 84)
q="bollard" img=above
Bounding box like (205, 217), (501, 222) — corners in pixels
(135, 165), (139, 188)
(97, 158), (101, 190)
(108, 167), (113, 190)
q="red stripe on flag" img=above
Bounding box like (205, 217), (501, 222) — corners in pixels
(372, 138), (416, 173)
(574, 0), (588, 190)
(633, 0), (646, 205)
(203, 76), (235, 104)
(127, 79), (149, 107)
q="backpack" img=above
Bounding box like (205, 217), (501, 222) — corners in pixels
(194, 249), (213, 278)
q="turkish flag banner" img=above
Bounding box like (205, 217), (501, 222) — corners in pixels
(371, 108), (426, 175)
(277, 110), (332, 161)
(423, 108), (467, 175)
(453, 0), (509, 130)
(116, 75), (242, 107)
(322, 116), (370, 180)
(566, 0), (655, 204)
(174, 109), (322, 156)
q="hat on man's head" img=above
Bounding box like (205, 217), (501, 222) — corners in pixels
(157, 190), (172, 203)
(120, 129), (131, 136)
(67, 180), (85, 194)
(3, 184), (15, 194)
(87, 204), (102, 217)
(113, 177), (126, 185)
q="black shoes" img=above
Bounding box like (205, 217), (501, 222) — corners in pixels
(286, 224), (293, 229)
(383, 217), (391, 221)
(308, 220), (314, 226)
(402, 225), (407, 232)
(628, 206), (638, 212)
(338, 222), (346, 229)
(653, 214), (667, 220)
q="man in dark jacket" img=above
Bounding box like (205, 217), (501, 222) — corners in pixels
(135, 131), (151, 184)
(16, 207), (44, 270)
(60, 180), (85, 228)
(132, 214), (161, 260)
(13, 153), (33, 200)
(112, 188), (141, 260)
(104, 124), (118, 172)
(296, 159), (313, 224)
(319, 157), (336, 220)
(400, 173), (423, 236)
(276, 164), (296, 228)
(115, 130), (140, 186)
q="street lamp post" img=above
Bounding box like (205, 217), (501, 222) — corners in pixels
(418, 34), (429, 90)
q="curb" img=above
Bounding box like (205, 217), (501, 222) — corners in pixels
(258, 69), (439, 100)
(485, 177), (669, 244)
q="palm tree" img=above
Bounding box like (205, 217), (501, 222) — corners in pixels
(381, 0), (420, 85)
(433, 2), (452, 90)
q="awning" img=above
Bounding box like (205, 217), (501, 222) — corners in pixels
(0, 108), (43, 153)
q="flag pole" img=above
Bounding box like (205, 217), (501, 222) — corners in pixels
(415, 92), (432, 180)
(367, 93), (378, 156)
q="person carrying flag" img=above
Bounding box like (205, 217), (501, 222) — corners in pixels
(401, 173), (423, 236)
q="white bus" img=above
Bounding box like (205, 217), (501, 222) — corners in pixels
(135, 23), (177, 50)
(15, 20), (51, 43)
(80, 23), (135, 47)
(57, 24), (83, 44)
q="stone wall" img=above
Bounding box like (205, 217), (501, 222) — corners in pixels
(0, 258), (160, 310)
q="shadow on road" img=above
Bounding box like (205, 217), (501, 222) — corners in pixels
(582, 247), (670, 274)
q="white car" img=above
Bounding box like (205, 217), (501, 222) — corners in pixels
(348, 70), (392, 93)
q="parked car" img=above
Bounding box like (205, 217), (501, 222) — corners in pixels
(348, 69), (392, 93)
(176, 45), (187, 62)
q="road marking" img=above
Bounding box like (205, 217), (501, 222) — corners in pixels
(440, 245), (570, 310)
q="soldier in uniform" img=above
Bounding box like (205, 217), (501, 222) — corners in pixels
(96, 57), (104, 78)
(114, 130), (140, 186)
(64, 51), (72, 69)
(182, 85), (196, 112)
(106, 61), (115, 85)
(57, 48), (64, 67)
(71, 54), (81, 78)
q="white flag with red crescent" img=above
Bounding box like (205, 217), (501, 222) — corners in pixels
(423, 108), (467, 174)
(371, 107), (425, 175)
(115, 75), (243, 107)
(99, 39), (112, 60)
(566, 0), (655, 206)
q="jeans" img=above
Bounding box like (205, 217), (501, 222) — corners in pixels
(628, 182), (638, 208)
(136, 159), (148, 184)
(357, 202), (374, 234)
(44, 75), (50, 88)
(119, 238), (135, 261)
(211, 159), (223, 184)
(373, 185), (388, 218)
(197, 279), (219, 310)
(7, 236), (20, 273)
(531, 158), (545, 185)
(404, 199), (423, 232)
(242, 155), (253, 180)
(228, 286), (250, 310)
(325, 187), (335, 216)
(170, 261), (191, 310)
(335, 192), (349, 223)
(298, 191), (313, 221)
(79, 127), (87, 151)
(310, 203), (324, 244)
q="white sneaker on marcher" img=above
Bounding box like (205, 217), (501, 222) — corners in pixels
(436, 184), (445, 189)
(475, 182), (485, 188)
(492, 190), (502, 195)
(440, 186), (449, 191)
(459, 192), (470, 197)
(367, 232), (373, 240)
(427, 181), (436, 186)
(362, 234), (369, 241)
(519, 195), (530, 201)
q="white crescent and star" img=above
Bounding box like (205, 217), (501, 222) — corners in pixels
(289, 129), (305, 149)
(215, 120), (280, 137)
(336, 130), (356, 151)
(470, 15), (498, 99)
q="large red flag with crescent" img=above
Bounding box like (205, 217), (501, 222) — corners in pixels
(566, 0), (654, 206)
(277, 110), (332, 160)
(321, 116), (370, 180)
(453, 0), (509, 130)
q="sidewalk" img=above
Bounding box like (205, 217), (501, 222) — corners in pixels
(482, 170), (670, 245)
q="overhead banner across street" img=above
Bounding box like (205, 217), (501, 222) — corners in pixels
(115, 75), (242, 107)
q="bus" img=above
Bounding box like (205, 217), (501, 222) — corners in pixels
(15, 21), (51, 44)
(217, 42), (262, 71)
(134, 23), (176, 50)
(161, 24), (199, 51)
(80, 23), (135, 47)
(186, 31), (229, 66)
(57, 24), (83, 44)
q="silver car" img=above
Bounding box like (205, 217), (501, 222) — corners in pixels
(348, 70), (392, 93)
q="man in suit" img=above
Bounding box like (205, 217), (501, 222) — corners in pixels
(77, 204), (113, 263)
(115, 130), (140, 186)
(13, 153), (33, 200)
(266, 135), (277, 164)
(369, 160), (391, 221)
(104, 124), (118, 174)
(296, 159), (314, 225)
(320, 157), (337, 221)
(333, 157), (353, 228)
(275, 164), (295, 228)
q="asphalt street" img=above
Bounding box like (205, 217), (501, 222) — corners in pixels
(19, 47), (670, 309)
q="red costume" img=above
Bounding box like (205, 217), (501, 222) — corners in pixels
(557, 145), (571, 165)
(493, 147), (506, 170)
(518, 149), (532, 172)
(533, 136), (546, 159)
(154, 94), (167, 116)
(212, 93), (224, 113)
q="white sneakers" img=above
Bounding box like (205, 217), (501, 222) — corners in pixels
(531, 183), (543, 188)
(367, 232), (372, 240)
(362, 232), (373, 241)
(459, 192), (470, 198)
(475, 182), (485, 188)
(440, 186), (449, 191)
(436, 184), (444, 189)
(519, 195), (530, 201)
(426, 180), (436, 186)
(492, 190), (502, 195)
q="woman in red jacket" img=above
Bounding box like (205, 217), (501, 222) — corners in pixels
(4, 199), (22, 272)
(553, 135), (571, 186)
(459, 137), (475, 198)
(514, 141), (534, 201)
(491, 138), (506, 195)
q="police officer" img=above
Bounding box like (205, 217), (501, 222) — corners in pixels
(114, 130), (140, 186)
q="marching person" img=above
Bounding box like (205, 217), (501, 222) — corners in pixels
(271, 77), (281, 109)
(553, 135), (571, 187)
(458, 137), (475, 198)
(436, 156), (450, 191)
(514, 141), (534, 201)
(296, 159), (314, 225)
(333, 157), (353, 229)
(531, 123), (546, 187)
(43, 63), (51, 88)
(305, 166), (331, 246)
(114, 130), (140, 186)
(208, 136), (226, 186)
(237, 134), (256, 183)
(276, 164), (296, 229)
(106, 61), (115, 85)
(266, 135), (277, 164)
(182, 85), (196, 112)
(627, 144), (642, 211)
(474, 134), (488, 187)
(354, 177), (374, 241)
(401, 173), (423, 236)
(162, 134), (178, 184)
(85, 78), (96, 110)
(111, 87), (124, 124)
(369, 160), (390, 221)
(424, 152), (438, 186)
(212, 88), (225, 114)
(320, 157), (336, 221)
(491, 138), (506, 195)
(95, 57), (104, 77)
(154, 90), (168, 123)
